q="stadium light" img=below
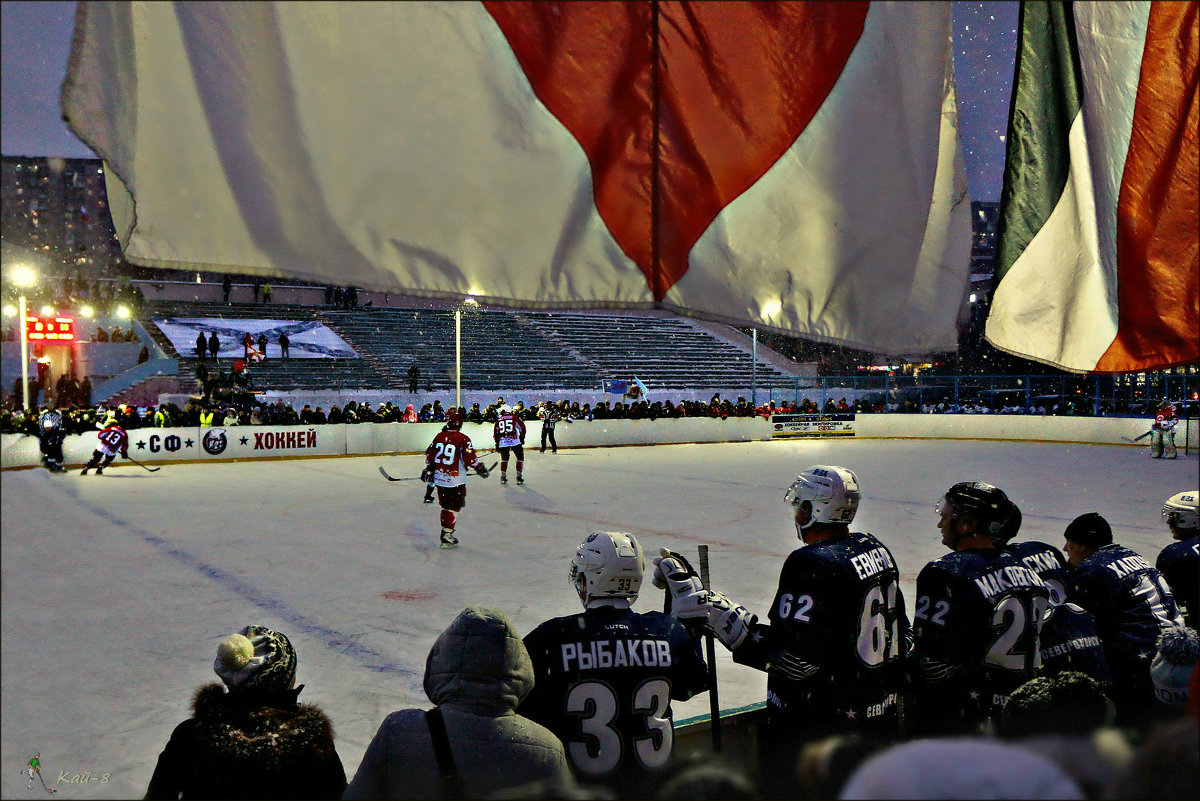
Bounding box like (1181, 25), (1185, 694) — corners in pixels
(116, 304), (131, 319)
(7, 264), (38, 410)
(40, 305), (55, 317)
(454, 297), (481, 410)
(2, 304), (15, 317)
(80, 305), (94, 317)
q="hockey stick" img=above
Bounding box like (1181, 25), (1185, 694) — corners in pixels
(379, 461), (498, 483)
(36, 770), (56, 794)
(1121, 431), (1152, 443)
(698, 544), (722, 752)
(379, 466), (421, 482)
(124, 455), (161, 473)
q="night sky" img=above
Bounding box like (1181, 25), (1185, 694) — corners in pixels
(0, 1), (1019, 201)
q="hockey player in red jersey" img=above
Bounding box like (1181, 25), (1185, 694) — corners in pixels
(493, 403), (527, 485)
(423, 408), (490, 548)
(1151, 401), (1178, 459)
(81, 413), (129, 475)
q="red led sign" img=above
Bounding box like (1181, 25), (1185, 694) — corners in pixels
(25, 315), (75, 341)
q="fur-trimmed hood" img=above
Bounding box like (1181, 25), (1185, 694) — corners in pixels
(188, 682), (339, 766)
(145, 683), (346, 799)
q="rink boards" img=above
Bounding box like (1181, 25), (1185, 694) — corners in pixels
(1, 414), (1184, 470)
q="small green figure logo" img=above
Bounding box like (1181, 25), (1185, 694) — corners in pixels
(21, 753), (56, 794)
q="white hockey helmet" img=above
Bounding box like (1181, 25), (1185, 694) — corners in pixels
(569, 531), (645, 606)
(784, 465), (861, 532)
(1163, 490), (1199, 532)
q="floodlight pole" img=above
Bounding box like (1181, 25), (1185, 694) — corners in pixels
(455, 308), (462, 411)
(19, 293), (30, 411)
(751, 328), (757, 408)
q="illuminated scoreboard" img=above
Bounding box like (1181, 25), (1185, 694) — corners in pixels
(25, 316), (75, 341)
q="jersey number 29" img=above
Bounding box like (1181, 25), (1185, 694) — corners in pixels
(431, 442), (457, 466)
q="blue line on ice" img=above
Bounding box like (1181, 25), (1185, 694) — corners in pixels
(90, 504), (416, 677)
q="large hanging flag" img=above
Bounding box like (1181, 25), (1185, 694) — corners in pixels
(62, 2), (969, 356)
(990, 1), (1198, 373)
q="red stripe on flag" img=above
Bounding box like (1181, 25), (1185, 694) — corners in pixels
(1097, 0), (1199, 372)
(483, 1), (867, 300)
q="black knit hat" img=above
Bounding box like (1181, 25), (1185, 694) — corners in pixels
(1064, 512), (1113, 547)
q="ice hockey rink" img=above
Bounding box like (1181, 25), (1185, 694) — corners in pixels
(2, 436), (1195, 798)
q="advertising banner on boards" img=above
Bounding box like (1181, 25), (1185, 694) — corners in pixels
(770, 413), (856, 438)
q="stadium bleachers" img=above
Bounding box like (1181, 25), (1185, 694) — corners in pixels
(139, 300), (800, 393)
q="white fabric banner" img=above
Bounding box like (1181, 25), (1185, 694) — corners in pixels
(63, 2), (969, 356)
(154, 318), (358, 359)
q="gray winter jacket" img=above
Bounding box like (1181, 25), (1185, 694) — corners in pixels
(343, 606), (572, 799)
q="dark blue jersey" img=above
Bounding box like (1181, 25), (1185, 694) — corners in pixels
(732, 531), (910, 729)
(1009, 540), (1074, 607)
(1038, 601), (1112, 686)
(1156, 536), (1198, 627)
(519, 605), (707, 790)
(914, 548), (1051, 712)
(1071, 544), (1186, 667)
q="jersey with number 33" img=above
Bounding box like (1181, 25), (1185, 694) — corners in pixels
(519, 605), (708, 791)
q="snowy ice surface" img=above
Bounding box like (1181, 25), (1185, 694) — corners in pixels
(2, 437), (1194, 798)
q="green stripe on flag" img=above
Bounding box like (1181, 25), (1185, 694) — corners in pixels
(995, 1), (1083, 282)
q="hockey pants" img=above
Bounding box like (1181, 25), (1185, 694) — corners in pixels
(40, 435), (65, 469)
(86, 451), (117, 470)
(541, 428), (556, 453)
(1151, 430), (1177, 458)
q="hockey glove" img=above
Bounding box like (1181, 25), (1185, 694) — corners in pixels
(652, 549), (755, 650)
(420, 467), (433, 483)
(474, 463), (490, 479)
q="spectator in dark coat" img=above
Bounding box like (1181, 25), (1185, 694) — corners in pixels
(79, 376), (92, 407)
(145, 624), (346, 799)
(208, 332), (220, 361)
(195, 332), (207, 360)
(221, 275), (231, 303)
(278, 332), (290, 358)
(344, 606), (572, 799)
(256, 332), (268, 359)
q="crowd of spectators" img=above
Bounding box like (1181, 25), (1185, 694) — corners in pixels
(2, 389), (1194, 436)
(0, 272), (145, 321)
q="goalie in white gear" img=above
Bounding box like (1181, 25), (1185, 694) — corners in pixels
(654, 465), (910, 797)
(517, 531), (708, 797)
(1150, 401), (1178, 459)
